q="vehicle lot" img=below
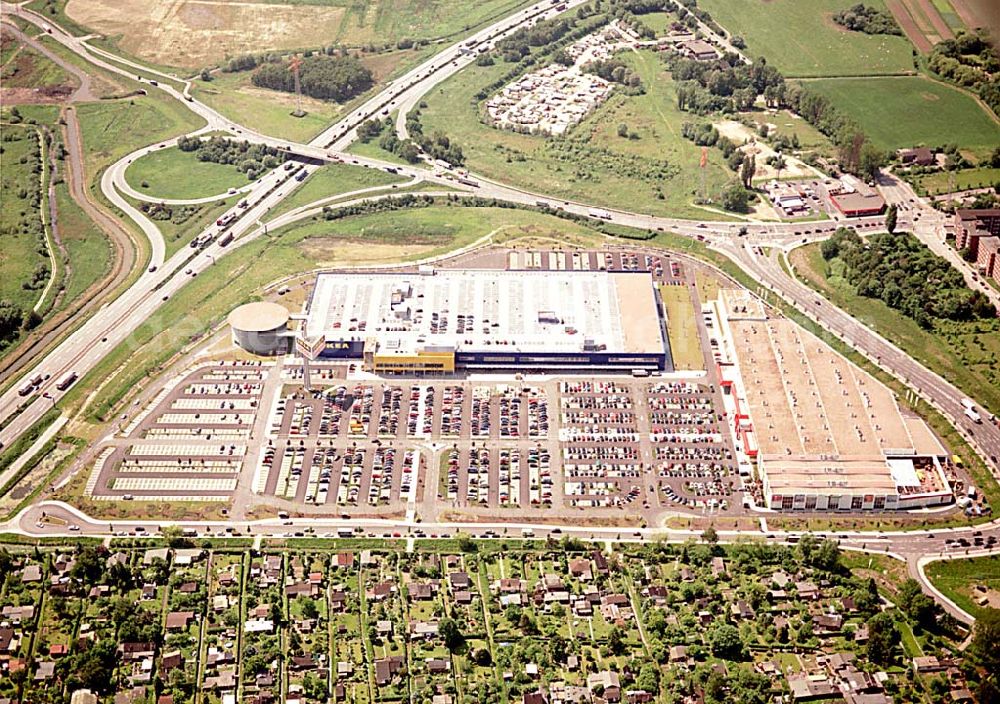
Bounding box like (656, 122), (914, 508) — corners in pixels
(253, 373), (737, 518)
(87, 361), (269, 501)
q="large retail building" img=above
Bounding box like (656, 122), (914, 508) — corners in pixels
(300, 269), (671, 373)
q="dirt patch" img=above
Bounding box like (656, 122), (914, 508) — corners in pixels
(0, 85), (74, 104)
(65, 0), (350, 68)
(920, 91), (941, 101)
(298, 238), (438, 265)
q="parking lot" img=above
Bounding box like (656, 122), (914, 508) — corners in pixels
(87, 361), (271, 501)
(248, 371), (738, 519)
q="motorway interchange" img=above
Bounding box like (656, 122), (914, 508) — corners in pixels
(1, 0), (1000, 622)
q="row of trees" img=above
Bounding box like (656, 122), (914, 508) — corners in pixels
(251, 54), (373, 103)
(832, 3), (902, 35)
(496, 18), (574, 62)
(821, 228), (997, 326)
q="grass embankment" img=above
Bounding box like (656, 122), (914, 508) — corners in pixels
(804, 76), (1000, 156)
(697, 0), (916, 77)
(789, 242), (1000, 417)
(925, 556), (1000, 620)
(52, 182), (113, 305)
(120, 195), (237, 259)
(265, 163), (408, 220)
(191, 71), (342, 144)
(74, 97), (206, 184)
(0, 29), (77, 90)
(659, 284), (703, 370)
(0, 124), (50, 317)
(914, 167), (1000, 195)
(419, 47), (734, 219)
(124, 146), (249, 201)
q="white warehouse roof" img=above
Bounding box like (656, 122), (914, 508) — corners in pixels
(304, 270), (664, 356)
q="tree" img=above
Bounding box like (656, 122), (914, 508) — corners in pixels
(636, 661), (660, 695)
(885, 204), (898, 233)
(439, 617), (464, 651)
(897, 579), (938, 629)
(971, 608), (1000, 675)
(0, 300), (23, 342)
(607, 625), (627, 655)
(812, 539), (841, 572)
(200, 68), (212, 82)
(721, 182), (751, 213)
(866, 612), (899, 665)
(708, 623), (744, 659)
(617, 122), (630, 138)
(701, 526), (718, 544)
(300, 598), (319, 620)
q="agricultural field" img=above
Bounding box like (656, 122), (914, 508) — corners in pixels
(789, 240), (1000, 416)
(925, 555), (1000, 619)
(803, 76), (1000, 156)
(419, 49), (734, 219)
(696, 0), (916, 77)
(124, 146), (249, 201)
(61, 0), (533, 69)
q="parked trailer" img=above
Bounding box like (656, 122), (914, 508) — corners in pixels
(56, 371), (78, 391)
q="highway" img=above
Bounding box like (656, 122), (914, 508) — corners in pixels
(2, 0), (1000, 622)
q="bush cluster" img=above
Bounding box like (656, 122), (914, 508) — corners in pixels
(251, 54), (373, 103)
(177, 135), (286, 181)
(821, 228), (996, 326)
(832, 4), (902, 35)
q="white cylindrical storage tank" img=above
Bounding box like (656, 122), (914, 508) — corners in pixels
(228, 302), (290, 356)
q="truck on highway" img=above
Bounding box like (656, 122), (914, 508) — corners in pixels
(337, 528), (354, 538)
(965, 407), (982, 424)
(295, 168), (308, 182)
(18, 382), (35, 397)
(218, 232), (234, 247)
(456, 177), (479, 188)
(216, 213), (237, 229)
(589, 208), (612, 220)
(961, 398), (976, 411)
(56, 371), (78, 391)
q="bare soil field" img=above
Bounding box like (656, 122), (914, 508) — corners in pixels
(65, 0), (349, 68)
(885, 0), (956, 52)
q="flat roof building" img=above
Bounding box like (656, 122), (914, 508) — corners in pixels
(715, 290), (950, 511)
(302, 269), (670, 373)
(829, 175), (885, 218)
